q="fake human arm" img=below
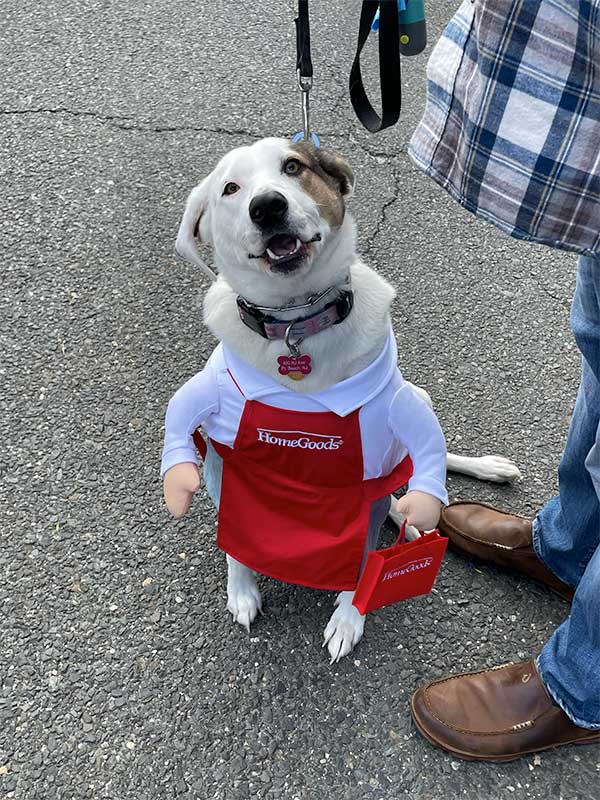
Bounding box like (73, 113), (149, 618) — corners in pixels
(161, 366), (220, 517)
(388, 384), (448, 530)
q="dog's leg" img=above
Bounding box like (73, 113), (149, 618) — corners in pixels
(226, 555), (262, 632)
(323, 591), (365, 664)
(446, 452), (521, 483)
(406, 381), (521, 484)
(321, 497), (394, 663)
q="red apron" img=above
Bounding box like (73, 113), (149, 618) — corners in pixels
(195, 374), (413, 591)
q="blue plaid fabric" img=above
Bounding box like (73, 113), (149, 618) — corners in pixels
(409, 0), (600, 255)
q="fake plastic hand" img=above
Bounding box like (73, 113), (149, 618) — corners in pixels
(164, 462), (201, 518)
(395, 491), (442, 532)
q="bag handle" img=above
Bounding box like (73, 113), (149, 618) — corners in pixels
(349, 0), (401, 132)
(395, 520), (409, 546)
(393, 520), (438, 546)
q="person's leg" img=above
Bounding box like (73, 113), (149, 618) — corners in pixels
(410, 255), (600, 759)
(534, 255), (600, 586)
(537, 542), (600, 728)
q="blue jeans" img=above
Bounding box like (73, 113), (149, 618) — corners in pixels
(534, 255), (600, 729)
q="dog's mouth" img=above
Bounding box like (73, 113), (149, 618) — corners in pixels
(249, 233), (321, 273)
(265, 233), (304, 262)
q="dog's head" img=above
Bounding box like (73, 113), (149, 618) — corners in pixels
(176, 137), (355, 298)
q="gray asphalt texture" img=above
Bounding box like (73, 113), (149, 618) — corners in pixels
(2, 1), (599, 798)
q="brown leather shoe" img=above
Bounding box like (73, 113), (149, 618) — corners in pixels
(439, 501), (574, 602)
(411, 660), (600, 761)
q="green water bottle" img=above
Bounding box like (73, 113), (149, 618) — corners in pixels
(398, 0), (427, 56)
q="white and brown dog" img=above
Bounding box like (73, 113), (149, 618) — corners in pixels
(164, 137), (520, 662)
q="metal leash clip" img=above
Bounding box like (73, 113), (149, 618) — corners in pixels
(293, 0), (321, 148)
(284, 321), (305, 357)
(297, 68), (313, 141)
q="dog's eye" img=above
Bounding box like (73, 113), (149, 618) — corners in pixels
(283, 159), (302, 176)
(223, 182), (240, 196)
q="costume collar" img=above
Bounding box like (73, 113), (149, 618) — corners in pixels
(236, 285), (354, 341)
(220, 327), (398, 417)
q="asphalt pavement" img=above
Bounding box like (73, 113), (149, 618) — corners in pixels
(2, 1), (598, 798)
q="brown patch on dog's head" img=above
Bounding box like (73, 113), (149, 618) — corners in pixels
(288, 142), (354, 228)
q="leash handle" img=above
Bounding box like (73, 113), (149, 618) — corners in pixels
(350, 0), (402, 132)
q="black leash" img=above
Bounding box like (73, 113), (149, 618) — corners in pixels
(295, 0), (313, 85)
(295, 0), (315, 142)
(349, 1), (402, 133)
(293, 1), (425, 140)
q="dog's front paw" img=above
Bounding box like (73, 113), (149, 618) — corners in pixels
(227, 584), (262, 632)
(226, 556), (262, 632)
(323, 591), (365, 664)
(472, 455), (522, 483)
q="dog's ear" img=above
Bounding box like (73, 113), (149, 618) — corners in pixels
(315, 149), (355, 198)
(175, 176), (214, 276)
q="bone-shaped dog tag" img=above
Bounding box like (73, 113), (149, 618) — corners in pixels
(277, 354), (312, 381)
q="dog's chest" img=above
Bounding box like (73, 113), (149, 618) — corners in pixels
(202, 339), (407, 481)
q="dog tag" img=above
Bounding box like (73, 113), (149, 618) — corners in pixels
(277, 354), (312, 381)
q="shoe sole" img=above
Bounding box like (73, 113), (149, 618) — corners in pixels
(410, 694), (600, 763)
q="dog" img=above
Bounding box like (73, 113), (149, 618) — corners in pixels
(163, 137), (520, 663)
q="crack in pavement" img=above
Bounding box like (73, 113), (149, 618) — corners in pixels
(0, 106), (264, 138)
(2, 106), (406, 160)
(356, 139), (405, 162)
(4, 105), (406, 256)
(363, 167), (403, 255)
(0, 105), (365, 145)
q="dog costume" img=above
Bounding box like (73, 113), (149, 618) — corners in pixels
(161, 327), (448, 591)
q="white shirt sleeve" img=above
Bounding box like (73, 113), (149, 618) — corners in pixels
(160, 366), (220, 477)
(388, 384), (448, 505)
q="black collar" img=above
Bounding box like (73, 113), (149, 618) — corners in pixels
(236, 289), (354, 340)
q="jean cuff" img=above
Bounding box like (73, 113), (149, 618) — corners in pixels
(536, 655), (600, 730)
(532, 516), (575, 588)
(532, 516), (552, 571)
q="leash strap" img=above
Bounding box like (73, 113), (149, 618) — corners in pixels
(295, 0), (313, 83)
(349, 1), (401, 132)
(295, 0), (318, 143)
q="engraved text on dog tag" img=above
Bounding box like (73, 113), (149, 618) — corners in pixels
(277, 354), (312, 381)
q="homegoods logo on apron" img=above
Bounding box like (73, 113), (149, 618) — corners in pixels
(256, 428), (343, 450)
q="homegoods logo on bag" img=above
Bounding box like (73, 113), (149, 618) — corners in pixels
(383, 557), (434, 581)
(256, 428), (343, 450)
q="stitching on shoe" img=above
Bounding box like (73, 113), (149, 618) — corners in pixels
(450, 529), (518, 551)
(440, 523), (523, 552)
(444, 500), (530, 521)
(421, 663), (544, 737)
(440, 504), (530, 550)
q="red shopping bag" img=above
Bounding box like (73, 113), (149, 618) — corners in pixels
(352, 522), (448, 614)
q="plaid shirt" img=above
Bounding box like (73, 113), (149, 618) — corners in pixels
(409, 0), (600, 255)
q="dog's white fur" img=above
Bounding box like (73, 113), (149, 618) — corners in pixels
(177, 138), (520, 662)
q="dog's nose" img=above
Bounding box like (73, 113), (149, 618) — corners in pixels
(249, 191), (288, 228)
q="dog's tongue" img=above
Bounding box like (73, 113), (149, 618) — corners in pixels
(267, 234), (297, 256)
